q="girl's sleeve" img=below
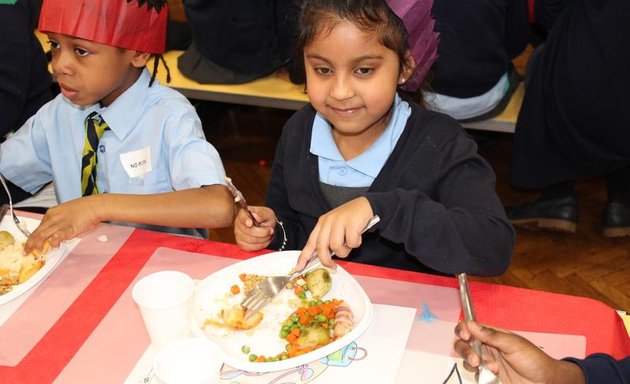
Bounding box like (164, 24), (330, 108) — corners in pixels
(365, 126), (515, 276)
(264, 126), (303, 251)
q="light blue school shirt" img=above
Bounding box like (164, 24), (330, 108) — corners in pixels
(0, 69), (226, 202)
(310, 94), (411, 187)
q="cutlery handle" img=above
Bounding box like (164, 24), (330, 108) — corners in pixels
(457, 273), (500, 384)
(458, 273), (476, 321)
(0, 204), (9, 220)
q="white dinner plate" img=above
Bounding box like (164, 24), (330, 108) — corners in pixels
(191, 250), (373, 373)
(0, 216), (66, 306)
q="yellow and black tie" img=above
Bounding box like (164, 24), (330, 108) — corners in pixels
(81, 111), (109, 196)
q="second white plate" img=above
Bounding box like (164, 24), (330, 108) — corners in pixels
(191, 250), (373, 372)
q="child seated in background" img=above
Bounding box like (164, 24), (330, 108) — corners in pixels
(0, 0), (234, 253)
(0, 0), (54, 208)
(234, 0), (514, 276)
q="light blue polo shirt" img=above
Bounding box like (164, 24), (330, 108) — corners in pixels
(310, 94), (411, 187)
(0, 69), (226, 202)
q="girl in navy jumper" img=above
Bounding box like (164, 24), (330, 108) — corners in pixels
(234, 0), (514, 276)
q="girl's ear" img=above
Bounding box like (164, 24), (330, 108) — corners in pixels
(131, 51), (151, 68)
(399, 50), (417, 85)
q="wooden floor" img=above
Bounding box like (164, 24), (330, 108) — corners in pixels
(198, 99), (630, 314)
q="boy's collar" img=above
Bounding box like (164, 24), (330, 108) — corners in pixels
(95, 69), (152, 139)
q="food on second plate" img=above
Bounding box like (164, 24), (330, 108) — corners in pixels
(332, 301), (355, 338)
(202, 266), (356, 363)
(237, 269), (355, 363)
(0, 231), (49, 295)
(204, 304), (264, 331)
(242, 297), (355, 363)
(202, 273), (266, 331)
(239, 272), (265, 296)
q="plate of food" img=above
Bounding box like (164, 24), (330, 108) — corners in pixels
(0, 216), (65, 305)
(191, 250), (373, 373)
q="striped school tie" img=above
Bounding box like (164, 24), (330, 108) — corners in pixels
(81, 111), (109, 196)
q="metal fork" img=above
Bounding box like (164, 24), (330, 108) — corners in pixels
(225, 176), (261, 227)
(241, 215), (380, 319)
(0, 173), (32, 237)
(457, 273), (500, 384)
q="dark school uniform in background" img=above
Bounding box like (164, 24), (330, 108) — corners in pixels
(0, 0), (53, 204)
(178, 0), (300, 84)
(265, 104), (514, 276)
(429, 0), (530, 120)
(511, 0), (630, 188)
(431, 0), (530, 99)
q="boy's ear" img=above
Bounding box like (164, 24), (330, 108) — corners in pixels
(399, 50), (417, 85)
(130, 51), (151, 68)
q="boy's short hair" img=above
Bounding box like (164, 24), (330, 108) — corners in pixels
(38, 0), (168, 54)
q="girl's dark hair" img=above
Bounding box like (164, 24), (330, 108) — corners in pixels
(292, 0), (429, 105)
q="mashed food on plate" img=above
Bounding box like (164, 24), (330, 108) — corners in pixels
(0, 231), (47, 295)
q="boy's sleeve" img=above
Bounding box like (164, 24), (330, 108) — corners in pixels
(0, 113), (53, 194)
(564, 354), (630, 384)
(163, 109), (227, 190)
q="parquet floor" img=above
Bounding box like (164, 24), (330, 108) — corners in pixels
(198, 98), (630, 314)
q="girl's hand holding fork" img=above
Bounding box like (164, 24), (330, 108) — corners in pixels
(234, 206), (277, 251)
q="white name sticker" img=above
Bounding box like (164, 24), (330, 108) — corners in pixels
(120, 146), (152, 178)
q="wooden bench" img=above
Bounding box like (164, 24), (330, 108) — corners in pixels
(460, 83), (522, 134)
(36, 31), (519, 133)
(152, 51), (309, 110)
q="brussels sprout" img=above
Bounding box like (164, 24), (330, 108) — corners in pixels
(305, 268), (331, 299)
(296, 323), (330, 349)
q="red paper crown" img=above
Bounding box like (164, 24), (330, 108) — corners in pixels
(386, 0), (439, 91)
(38, 0), (168, 54)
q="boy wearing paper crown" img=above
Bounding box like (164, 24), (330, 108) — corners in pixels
(0, 0), (234, 252)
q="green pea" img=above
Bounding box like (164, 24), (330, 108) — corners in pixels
(241, 345), (251, 354)
(249, 354), (257, 362)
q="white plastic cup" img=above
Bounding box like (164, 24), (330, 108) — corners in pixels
(154, 338), (223, 384)
(132, 270), (194, 351)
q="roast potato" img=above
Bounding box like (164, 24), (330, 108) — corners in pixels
(305, 268), (331, 299)
(296, 323), (330, 349)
